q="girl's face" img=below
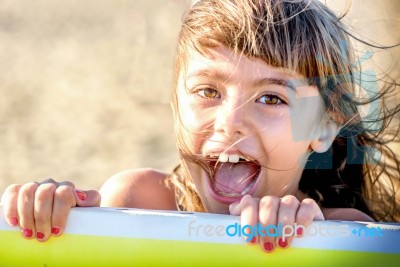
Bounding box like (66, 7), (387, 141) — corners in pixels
(176, 46), (328, 214)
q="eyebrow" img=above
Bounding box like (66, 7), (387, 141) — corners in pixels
(187, 69), (297, 91)
(252, 77), (296, 91)
(187, 69), (231, 83)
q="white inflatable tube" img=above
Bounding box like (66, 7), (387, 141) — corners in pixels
(0, 206), (399, 266)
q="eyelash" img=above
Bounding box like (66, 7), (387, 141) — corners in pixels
(195, 88), (221, 99)
(257, 94), (286, 106)
(195, 88), (286, 106)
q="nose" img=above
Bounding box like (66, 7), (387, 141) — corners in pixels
(214, 95), (250, 138)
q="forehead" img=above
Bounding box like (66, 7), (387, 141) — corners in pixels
(185, 46), (294, 79)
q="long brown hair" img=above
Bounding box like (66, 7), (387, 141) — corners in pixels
(169, 0), (400, 221)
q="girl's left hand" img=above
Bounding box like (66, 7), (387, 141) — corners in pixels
(229, 194), (324, 253)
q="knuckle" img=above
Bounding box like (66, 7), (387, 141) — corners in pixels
(2, 184), (21, 202)
(301, 198), (317, 208)
(259, 196), (279, 210)
(280, 195), (300, 207)
(41, 183), (57, 191)
(5, 184), (22, 195)
(60, 181), (75, 188)
(19, 182), (39, 196)
(280, 214), (291, 225)
(40, 178), (57, 184)
(54, 185), (73, 200)
(34, 216), (49, 225)
(241, 196), (256, 207)
(35, 184), (57, 203)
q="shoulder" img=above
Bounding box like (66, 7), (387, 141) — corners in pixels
(322, 208), (375, 222)
(99, 168), (177, 210)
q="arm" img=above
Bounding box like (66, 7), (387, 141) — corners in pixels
(99, 168), (177, 210)
(322, 208), (375, 222)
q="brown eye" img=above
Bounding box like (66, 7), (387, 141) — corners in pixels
(197, 88), (221, 99)
(258, 95), (283, 105)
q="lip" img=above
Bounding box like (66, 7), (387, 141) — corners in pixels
(205, 167), (262, 205)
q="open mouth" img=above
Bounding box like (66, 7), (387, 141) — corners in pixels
(205, 154), (261, 204)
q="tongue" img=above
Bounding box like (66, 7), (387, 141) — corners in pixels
(213, 162), (259, 194)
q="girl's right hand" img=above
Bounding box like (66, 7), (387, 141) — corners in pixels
(229, 194), (324, 253)
(1, 178), (101, 242)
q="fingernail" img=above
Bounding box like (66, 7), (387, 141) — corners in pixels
(51, 227), (60, 235)
(263, 242), (274, 252)
(249, 236), (257, 244)
(10, 217), (19, 226)
(296, 227), (304, 236)
(36, 232), (45, 240)
(278, 238), (288, 248)
(76, 190), (86, 201)
(23, 228), (33, 238)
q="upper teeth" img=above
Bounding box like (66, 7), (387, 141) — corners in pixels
(218, 153), (245, 163)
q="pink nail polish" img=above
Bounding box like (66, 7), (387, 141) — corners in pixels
(10, 217), (19, 226)
(23, 228), (33, 238)
(51, 227), (60, 235)
(278, 238), (288, 248)
(296, 227), (304, 236)
(36, 232), (45, 240)
(264, 242), (274, 252)
(76, 190), (86, 201)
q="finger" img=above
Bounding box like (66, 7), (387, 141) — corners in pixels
(277, 195), (300, 249)
(229, 200), (241, 216)
(258, 196), (280, 253)
(296, 198), (324, 237)
(34, 183), (57, 241)
(51, 185), (77, 237)
(36, 178), (76, 198)
(37, 178), (75, 190)
(17, 182), (39, 239)
(58, 181), (76, 189)
(74, 189), (101, 207)
(2, 184), (22, 226)
(39, 178), (57, 184)
(235, 195), (259, 245)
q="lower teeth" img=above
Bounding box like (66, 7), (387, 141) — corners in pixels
(217, 180), (255, 197)
(240, 183), (253, 195)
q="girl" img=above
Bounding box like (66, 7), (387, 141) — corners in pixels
(2, 0), (399, 253)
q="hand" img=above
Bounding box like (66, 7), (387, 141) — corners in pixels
(229, 194), (324, 253)
(1, 178), (101, 241)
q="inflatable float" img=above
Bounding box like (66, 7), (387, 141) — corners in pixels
(0, 206), (399, 266)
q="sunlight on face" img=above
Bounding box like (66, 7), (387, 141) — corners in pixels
(176, 46), (327, 213)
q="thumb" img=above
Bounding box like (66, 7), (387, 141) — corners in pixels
(74, 189), (101, 207)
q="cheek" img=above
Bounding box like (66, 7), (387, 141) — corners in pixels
(178, 100), (214, 153)
(179, 101), (203, 130)
(271, 142), (310, 169)
(256, 115), (311, 168)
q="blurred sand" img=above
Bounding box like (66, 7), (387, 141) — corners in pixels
(0, 0), (398, 193)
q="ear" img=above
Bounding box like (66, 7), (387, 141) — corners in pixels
(310, 120), (340, 153)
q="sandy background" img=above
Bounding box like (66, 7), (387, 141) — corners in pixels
(0, 0), (399, 194)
